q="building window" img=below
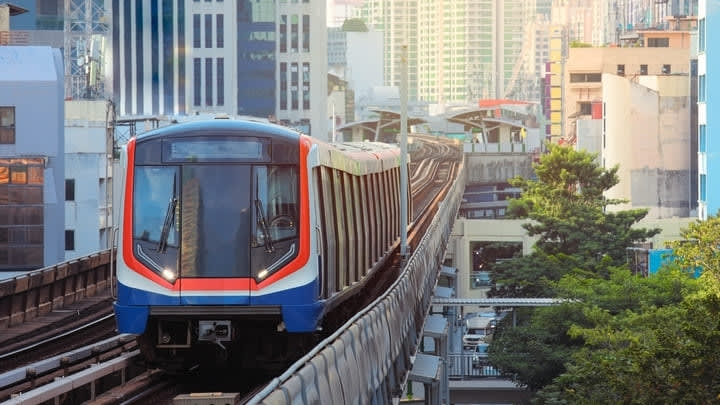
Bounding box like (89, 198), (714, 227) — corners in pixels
(640, 64), (647, 75)
(280, 15), (287, 53)
(291, 63), (299, 110)
(662, 64), (671, 74)
(216, 14), (223, 48)
(65, 230), (74, 251)
(193, 58), (201, 106)
(205, 58), (213, 106)
(647, 37), (669, 47)
(302, 62), (310, 110)
(0, 158), (44, 268)
(193, 14), (201, 48)
(204, 14), (212, 48)
(291, 15), (298, 52)
(700, 124), (706, 153)
(302, 15), (309, 52)
(0, 107), (15, 144)
(569, 73), (601, 83)
(617, 64), (625, 76)
(699, 18), (706, 52)
(701, 174), (707, 201)
(699, 74), (706, 102)
(216, 58), (224, 106)
(65, 179), (75, 201)
(280, 63), (288, 110)
(578, 102), (591, 115)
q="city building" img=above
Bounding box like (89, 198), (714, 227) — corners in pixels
(64, 101), (113, 260)
(698, 0), (717, 219)
(356, 0), (530, 104)
(0, 46), (65, 270)
(111, 0), (327, 139)
(327, 20), (383, 121)
(566, 43), (694, 219)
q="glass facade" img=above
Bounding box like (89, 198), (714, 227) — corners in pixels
(236, 0), (276, 117)
(0, 158), (44, 270)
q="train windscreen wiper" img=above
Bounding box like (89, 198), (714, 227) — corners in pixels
(157, 177), (177, 253)
(255, 198), (274, 253)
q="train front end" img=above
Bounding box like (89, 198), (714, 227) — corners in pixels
(113, 120), (320, 369)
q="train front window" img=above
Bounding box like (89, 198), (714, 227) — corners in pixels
(251, 165), (300, 281)
(253, 165), (299, 244)
(133, 166), (179, 279)
(134, 167), (178, 245)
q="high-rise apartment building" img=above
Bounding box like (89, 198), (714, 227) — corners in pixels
(356, 0), (529, 104)
(112, 0), (327, 138)
(698, 0), (717, 219)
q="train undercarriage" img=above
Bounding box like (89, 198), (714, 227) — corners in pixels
(136, 316), (320, 373)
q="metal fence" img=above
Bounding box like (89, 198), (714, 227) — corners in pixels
(447, 354), (503, 379)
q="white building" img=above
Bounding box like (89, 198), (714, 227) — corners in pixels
(64, 101), (113, 260)
(356, 0), (530, 104)
(112, 0), (328, 139)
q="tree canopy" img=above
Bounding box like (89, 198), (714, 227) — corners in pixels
(507, 143), (658, 266)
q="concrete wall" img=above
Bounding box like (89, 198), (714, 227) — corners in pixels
(603, 74), (691, 218)
(576, 119), (602, 158)
(635, 216), (697, 248)
(447, 218), (537, 306)
(464, 153), (534, 184)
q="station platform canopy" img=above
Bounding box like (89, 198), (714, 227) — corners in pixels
(337, 108), (426, 142)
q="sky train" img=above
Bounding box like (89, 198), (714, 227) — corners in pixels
(113, 119), (410, 368)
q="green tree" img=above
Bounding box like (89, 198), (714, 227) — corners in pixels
(508, 144), (657, 266)
(670, 214), (720, 293)
(489, 304), (587, 390)
(536, 284), (720, 405)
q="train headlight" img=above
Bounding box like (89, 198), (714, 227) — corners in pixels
(161, 268), (177, 282)
(257, 269), (269, 280)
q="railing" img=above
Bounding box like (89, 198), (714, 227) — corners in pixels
(0, 250), (113, 330)
(463, 142), (527, 153)
(447, 354), (503, 379)
(247, 159), (467, 404)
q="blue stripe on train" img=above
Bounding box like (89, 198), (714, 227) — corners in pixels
(114, 279), (323, 333)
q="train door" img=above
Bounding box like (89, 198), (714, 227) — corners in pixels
(178, 165), (252, 303)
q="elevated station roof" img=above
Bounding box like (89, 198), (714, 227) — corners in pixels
(337, 108), (426, 141)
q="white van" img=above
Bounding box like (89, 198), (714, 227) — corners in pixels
(462, 316), (495, 350)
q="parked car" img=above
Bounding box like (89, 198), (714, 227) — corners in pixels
(463, 316), (495, 350)
(472, 343), (489, 368)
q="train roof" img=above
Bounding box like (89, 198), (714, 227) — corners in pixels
(310, 138), (406, 176)
(135, 119), (302, 143)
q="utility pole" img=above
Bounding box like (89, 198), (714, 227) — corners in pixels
(400, 43), (409, 257)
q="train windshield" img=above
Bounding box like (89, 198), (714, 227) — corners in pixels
(132, 163), (299, 282)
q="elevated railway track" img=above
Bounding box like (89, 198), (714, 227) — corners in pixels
(0, 135), (464, 404)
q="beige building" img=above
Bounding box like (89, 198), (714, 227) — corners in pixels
(564, 44), (693, 219)
(565, 45), (691, 142)
(603, 74), (692, 218)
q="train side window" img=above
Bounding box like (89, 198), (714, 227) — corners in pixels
(370, 173), (384, 263)
(342, 172), (358, 284)
(353, 175), (367, 277)
(319, 166), (337, 294)
(365, 175), (377, 264)
(389, 168), (399, 238)
(332, 168), (348, 289)
(376, 172), (387, 252)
